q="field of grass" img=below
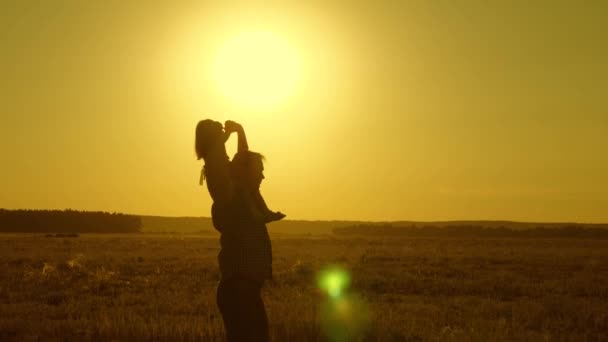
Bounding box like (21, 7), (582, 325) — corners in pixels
(1, 233), (607, 341)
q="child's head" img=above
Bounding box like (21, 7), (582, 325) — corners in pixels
(195, 119), (224, 160)
(231, 151), (266, 190)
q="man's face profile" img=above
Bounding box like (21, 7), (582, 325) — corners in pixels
(248, 159), (265, 190)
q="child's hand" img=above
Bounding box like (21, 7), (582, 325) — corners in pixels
(224, 120), (242, 134)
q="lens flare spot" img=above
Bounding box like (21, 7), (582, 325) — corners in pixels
(317, 266), (350, 299)
(319, 294), (371, 342)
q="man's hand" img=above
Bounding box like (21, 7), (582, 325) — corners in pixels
(266, 211), (286, 223)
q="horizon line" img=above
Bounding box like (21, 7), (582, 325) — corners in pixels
(2, 208), (607, 225)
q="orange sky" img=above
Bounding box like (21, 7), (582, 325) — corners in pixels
(1, 1), (607, 222)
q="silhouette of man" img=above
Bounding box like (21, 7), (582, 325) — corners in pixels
(195, 119), (284, 341)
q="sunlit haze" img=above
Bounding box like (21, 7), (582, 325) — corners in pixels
(212, 30), (302, 110)
(1, 2), (607, 222)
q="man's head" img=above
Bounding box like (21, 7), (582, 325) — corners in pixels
(231, 151), (265, 190)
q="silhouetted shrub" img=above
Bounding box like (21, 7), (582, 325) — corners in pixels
(0, 209), (142, 233)
(333, 223), (608, 239)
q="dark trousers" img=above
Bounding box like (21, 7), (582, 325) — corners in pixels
(217, 277), (269, 342)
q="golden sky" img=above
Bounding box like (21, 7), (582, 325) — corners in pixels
(1, 1), (607, 222)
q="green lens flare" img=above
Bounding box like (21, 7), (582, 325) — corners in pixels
(319, 294), (371, 342)
(317, 266), (351, 298)
(316, 266), (370, 341)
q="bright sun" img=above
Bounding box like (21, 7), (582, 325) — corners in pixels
(211, 31), (302, 110)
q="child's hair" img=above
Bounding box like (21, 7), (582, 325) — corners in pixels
(195, 119), (223, 160)
(231, 151), (265, 179)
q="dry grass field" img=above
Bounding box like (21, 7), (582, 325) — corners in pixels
(1, 233), (607, 341)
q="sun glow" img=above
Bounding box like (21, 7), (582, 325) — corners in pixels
(211, 30), (302, 110)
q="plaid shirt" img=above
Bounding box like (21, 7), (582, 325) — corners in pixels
(211, 188), (272, 281)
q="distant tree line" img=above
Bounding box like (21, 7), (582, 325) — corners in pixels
(333, 223), (608, 239)
(0, 209), (142, 233)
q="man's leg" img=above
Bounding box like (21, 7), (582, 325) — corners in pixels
(251, 281), (269, 341)
(217, 278), (269, 342)
(217, 279), (238, 341)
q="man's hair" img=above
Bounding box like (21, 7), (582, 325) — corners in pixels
(195, 119), (223, 160)
(231, 151), (265, 178)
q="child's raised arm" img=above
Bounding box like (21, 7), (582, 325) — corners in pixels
(224, 120), (248, 153)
